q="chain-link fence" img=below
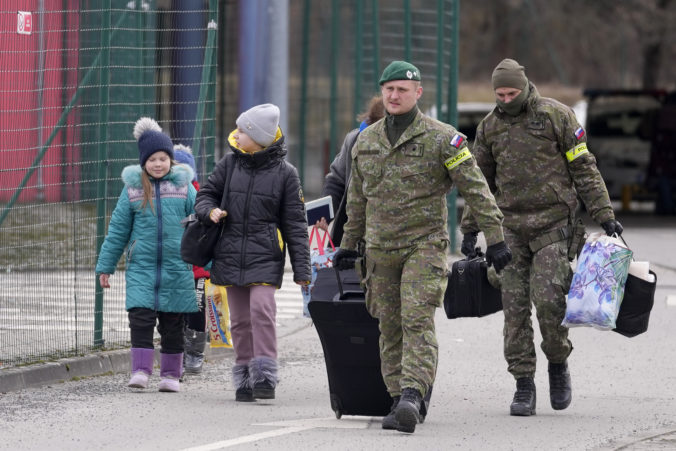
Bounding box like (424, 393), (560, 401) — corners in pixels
(0, 0), (218, 368)
(1, 0), (459, 369)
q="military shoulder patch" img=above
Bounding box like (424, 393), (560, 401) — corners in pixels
(450, 134), (464, 148)
(574, 126), (585, 140)
(566, 143), (588, 162)
(444, 148), (471, 170)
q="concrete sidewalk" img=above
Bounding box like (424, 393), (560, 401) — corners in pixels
(0, 315), (312, 393)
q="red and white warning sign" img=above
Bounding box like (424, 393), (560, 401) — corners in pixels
(18, 11), (32, 35)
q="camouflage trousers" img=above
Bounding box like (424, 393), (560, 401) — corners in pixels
(362, 240), (448, 397)
(501, 228), (573, 379)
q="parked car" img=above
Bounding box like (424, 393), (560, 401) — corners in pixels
(583, 89), (667, 199)
(426, 102), (494, 146)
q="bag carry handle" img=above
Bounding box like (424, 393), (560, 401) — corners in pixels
(617, 234), (635, 261)
(308, 225), (336, 255)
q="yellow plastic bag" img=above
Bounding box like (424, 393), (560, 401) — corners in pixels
(205, 279), (233, 348)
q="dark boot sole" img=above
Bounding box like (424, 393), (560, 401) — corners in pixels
(381, 415), (398, 430)
(183, 366), (203, 374)
(510, 406), (536, 416)
(394, 405), (420, 433)
(236, 394), (255, 402)
(253, 388), (275, 399)
(551, 396), (572, 410)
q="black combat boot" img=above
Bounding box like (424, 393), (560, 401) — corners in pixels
(548, 361), (572, 410)
(381, 396), (400, 430)
(510, 377), (536, 416)
(394, 388), (423, 433)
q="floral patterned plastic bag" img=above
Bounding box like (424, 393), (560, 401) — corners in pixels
(562, 232), (633, 330)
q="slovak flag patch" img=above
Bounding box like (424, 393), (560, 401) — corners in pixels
(574, 127), (585, 140)
(450, 134), (464, 148)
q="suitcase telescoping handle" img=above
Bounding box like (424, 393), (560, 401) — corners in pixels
(334, 265), (345, 298)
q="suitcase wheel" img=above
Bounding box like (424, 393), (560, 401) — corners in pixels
(330, 394), (343, 419)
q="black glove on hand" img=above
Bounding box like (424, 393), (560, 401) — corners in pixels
(601, 219), (623, 236)
(333, 248), (359, 270)
(486, 241), (512, 274)
(461, 231), (479, 257)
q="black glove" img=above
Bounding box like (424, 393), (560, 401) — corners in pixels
(461, 231), (479, 257)
(333, 248), (360, 270)
(486, 241), (512, 274)
(601, 219), (623, 236)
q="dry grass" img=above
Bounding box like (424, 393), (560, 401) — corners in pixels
(459, 81), (585, 107)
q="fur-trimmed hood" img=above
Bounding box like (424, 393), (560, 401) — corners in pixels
(121, 163), (194, 189)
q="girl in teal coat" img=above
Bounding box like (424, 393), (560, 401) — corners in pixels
(96, 117), (197, 393)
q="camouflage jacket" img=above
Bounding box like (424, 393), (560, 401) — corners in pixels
(461, 83), (614, 236)
(341, 109), (504, 251)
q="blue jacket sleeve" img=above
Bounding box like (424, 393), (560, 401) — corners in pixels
(95, 188), (133, 274)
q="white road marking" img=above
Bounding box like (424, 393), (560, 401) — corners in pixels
(666, 294), (676, 307)
(181, 417), (370, 450)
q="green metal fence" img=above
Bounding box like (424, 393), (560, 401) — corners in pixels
(0, 1), (218, 368)
(0, 0), (460, 370)
(291, 0), (460, 244)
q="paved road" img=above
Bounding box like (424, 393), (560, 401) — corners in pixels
(0, 214), (674, 450)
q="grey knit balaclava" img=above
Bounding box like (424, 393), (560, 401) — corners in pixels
(492, 58), (529, 116)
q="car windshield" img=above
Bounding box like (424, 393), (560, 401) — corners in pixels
(586, 95), (662, 137)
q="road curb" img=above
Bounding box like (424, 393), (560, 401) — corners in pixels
(0, 346), (232, 393)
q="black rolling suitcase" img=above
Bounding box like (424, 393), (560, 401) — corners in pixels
(309, 266), (432, 420)
(308, 266), (391, 418)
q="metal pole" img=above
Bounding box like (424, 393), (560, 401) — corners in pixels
(435, 0), (443, 119)
(191, 1), (218, 158)
(94, 1), (113, 347)
(36, 0), (46, 201)
(329, 0), (339, 161)
(372, 0), (380, 90)
(172, 0), (206, 146)
(353, 0), (363, 128)
(298, 0), (310, 183)
(446, 0), (459, 254)
(238, 0), (258, 111)
(267, 0), (289, 135)
(404, 0), (411, 62)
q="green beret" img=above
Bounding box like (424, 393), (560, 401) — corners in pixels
(379, 60), (421, 85)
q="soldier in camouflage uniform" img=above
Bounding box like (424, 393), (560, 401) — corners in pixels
(460, 59), (624, 417)
(333, 61), (512, 434)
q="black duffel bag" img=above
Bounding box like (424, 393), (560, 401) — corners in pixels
(444, 251), (502, 319)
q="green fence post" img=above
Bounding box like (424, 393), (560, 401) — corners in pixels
(353, 0), (364, 128)
(446, 0), (460, 254)
(329, 0), (339, 161)
(191, 0), (218, 158)
(404, 0), (411, 62)
(372, 0), (380, 90)
(94, 1), (113, 347)
(436, 0), (443, 119)
(298, 0), (310, 183)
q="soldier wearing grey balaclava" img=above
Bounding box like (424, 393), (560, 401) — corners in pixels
(460, 58), (622, 416)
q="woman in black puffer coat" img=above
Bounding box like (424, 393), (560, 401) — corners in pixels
(194, 104), (310, 402)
